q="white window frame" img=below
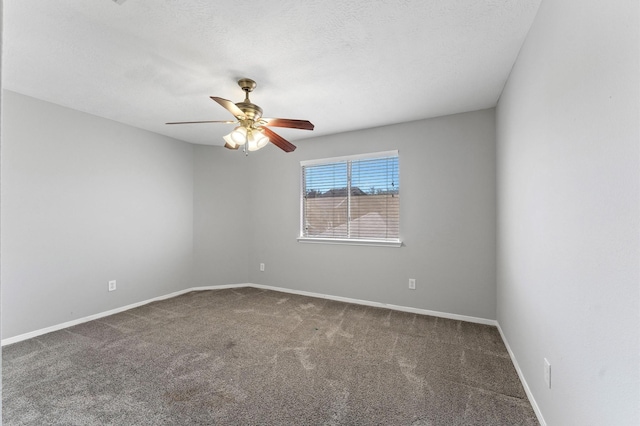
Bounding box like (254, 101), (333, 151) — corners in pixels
(298, 150), (401, 247)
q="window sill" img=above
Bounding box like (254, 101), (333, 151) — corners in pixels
(297, 237), (402, 248)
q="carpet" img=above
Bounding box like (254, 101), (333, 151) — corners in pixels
(3, 287), (539, 425)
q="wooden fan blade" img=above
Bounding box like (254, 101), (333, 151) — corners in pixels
(261, 118), (314, 131)
(262, 127), (296, 152)
(210, 97), (246, 119)
(166, 120), (236, 125)
(224, 142), (239, 150)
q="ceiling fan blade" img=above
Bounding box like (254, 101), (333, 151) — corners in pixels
(261, 127), (296, 152)
(261, 118), (314, 131)
(210, 96), (246, 119)
(166, 120), (236, 125)
(224, 142), (239, 150)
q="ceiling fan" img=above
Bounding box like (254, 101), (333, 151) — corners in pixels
(167, 78), (314, 153)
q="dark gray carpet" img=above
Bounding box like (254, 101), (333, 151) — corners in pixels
(3, 287), (539, 425)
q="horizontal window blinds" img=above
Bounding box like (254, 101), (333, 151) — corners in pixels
(301, 152), (399, 242)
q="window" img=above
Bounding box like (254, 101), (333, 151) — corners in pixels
(299, 151), (400, 247)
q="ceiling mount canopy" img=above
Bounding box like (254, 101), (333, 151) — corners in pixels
(167, 78), (314, 153)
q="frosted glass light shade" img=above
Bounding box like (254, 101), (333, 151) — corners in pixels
(247, 130), (270, 152)
(230, 126), (248, 145)
(256, 132), (269, 149)
(223, 133), (237, 148)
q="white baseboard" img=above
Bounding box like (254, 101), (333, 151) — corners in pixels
(1, 287), (198, 346)
(248, 283), (497, 326)
(496, 323), (546, 426)
(2, 282), (495, 345)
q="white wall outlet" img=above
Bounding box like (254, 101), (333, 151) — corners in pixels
(260, 263), (265, 272)
(544, 358), (551, 389)
(408, 278), (416, 290)
(108, 280), (117, 292)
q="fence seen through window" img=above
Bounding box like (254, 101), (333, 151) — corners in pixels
(300, 151), (399, 244)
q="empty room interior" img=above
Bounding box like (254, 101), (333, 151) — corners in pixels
(1, 0), (638, 425)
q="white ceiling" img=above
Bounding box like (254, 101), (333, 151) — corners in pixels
(3, 0), (541, 147)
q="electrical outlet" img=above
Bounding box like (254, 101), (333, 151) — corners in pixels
(544, 358), (551, 388)
(408, 278), (416, 290)
(108, 280), (117, 292)
(260, 263), (265, 272)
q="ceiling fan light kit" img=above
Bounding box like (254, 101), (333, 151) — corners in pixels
(167, 78), (314, 154)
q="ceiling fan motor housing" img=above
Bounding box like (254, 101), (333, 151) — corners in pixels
(235, 102), (263, 122)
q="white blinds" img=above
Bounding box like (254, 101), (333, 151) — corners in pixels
(301, 151), (399, 242)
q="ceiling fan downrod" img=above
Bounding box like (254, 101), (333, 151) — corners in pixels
(235, 78), (263, 122)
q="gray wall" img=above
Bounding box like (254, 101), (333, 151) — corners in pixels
(1, 91), (195, 338)
(2, 98), (498, 342)
(193, 144), (250, 287)
(495, 0), (640, 424)
(247, 109), (497, 320)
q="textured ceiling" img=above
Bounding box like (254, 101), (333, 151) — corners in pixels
(3, 0), (541, 146)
